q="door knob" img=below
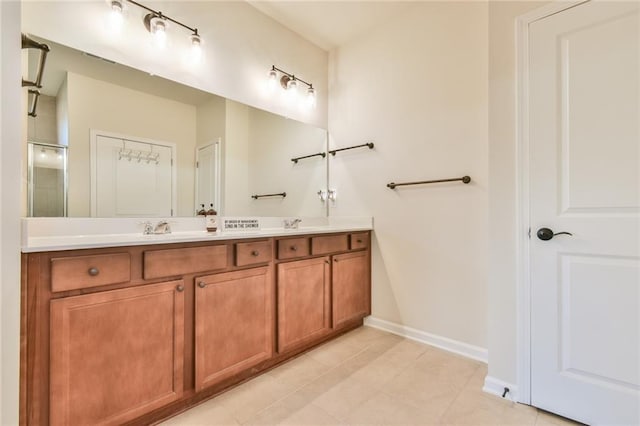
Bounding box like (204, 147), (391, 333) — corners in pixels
(536, 227), (573, 241)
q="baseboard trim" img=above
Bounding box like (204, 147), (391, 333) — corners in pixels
(483, 375), (519, 402)
(363, 316), (488, 363)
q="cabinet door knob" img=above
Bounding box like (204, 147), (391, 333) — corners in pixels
(198, 282), (206, 288)
(325, 260), (330, 264)
(290, 245), (297, 251)
(357, 239), (363, 243)
(334, 258), (338, 262)
(251, 250), (260, 256)
(88, 267), (99, 276)
(176, 285), (184, 292)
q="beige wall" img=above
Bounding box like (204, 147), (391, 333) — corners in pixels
(196, 95), (226, 149)
(329, 2), (489, 348)
(224, 100), (251, 216)
(27, 94), (57, 144)
(487, 0), (549, 386)
(65, 72), (197, 217)
(247, 108), (327, 217)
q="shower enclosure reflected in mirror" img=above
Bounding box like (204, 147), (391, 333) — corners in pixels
(28, 142), (68, 217)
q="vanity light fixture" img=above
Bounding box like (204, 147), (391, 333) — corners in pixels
(107, 0), (203, 54)
(268, 65), (316, 108)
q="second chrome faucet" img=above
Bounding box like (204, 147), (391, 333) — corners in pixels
(142, 220), (172, 235)
(283, 218), (302, 230)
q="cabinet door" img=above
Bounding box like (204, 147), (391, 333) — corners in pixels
(195, 266), (273, 391)
(50, 281), (185, 426)
(333, 251), (369, 329)
(277, 257), (331, 352)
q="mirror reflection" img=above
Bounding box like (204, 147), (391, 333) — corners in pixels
(26, 37), (328, 218)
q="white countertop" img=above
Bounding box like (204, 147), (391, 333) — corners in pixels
(21, 216), (373, 252)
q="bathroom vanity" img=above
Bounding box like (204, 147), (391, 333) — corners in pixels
(20, 224), (371, 425)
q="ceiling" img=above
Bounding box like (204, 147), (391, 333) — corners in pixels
(247, 1), (414, 51)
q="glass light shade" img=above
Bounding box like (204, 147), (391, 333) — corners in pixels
(150, 17), (167, 48)
(107, 0), (124, 33)
(287, 78), (298, 91)
(189, 33), (202, 62)
(305, 86), (317, 109)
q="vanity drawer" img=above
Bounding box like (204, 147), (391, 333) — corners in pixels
(277, 237), (310, 260)
(144, 245), (228, 279)
(311, 234), (349, 255)
(51, 253), (131, 292)
(235, 241), (272, 267)
(350, 233), (369, 250)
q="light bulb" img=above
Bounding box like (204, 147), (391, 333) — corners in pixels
(287, 78), (298, 91)
(268, 69), (278, 91)
(107, 0), (124, 34)
(189, 33), (202, 62)
(150, 17), (167, 48)
(39, 149), (46, 159)
(305, 86), (317, 109)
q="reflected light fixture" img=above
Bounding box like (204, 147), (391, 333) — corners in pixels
(107, 0), (203, 57)
(146, 14), (167, 47)
(268, 65), (316, 109)
(108, 0), (125, 30)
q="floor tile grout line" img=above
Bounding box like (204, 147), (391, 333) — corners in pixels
(240, 337), (388, 425)
(436, 364), (484, 423)
(239, 345), (367, 425)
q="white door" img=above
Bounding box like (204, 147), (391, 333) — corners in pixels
(195, 140), (220, 214)
(93, 134), (174, 217)
(529, 2), (639, 425)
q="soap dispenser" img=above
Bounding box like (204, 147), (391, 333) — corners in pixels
(205, 204), (218, 232)
(196, 204), (206, 216)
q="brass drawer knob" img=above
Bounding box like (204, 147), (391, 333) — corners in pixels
(198, 282), (206, 288)
(290, 246), (297, 251)
(357, 239), (363, 243)
(88, 267), (99, 276)
(176, 285), (185, 292)
(251, 250), (260, 256)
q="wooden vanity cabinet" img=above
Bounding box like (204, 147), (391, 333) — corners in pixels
(21, 231), (371, 426)
(194, 266), (273, 391)
(277, 257), (331, 352)
(49, 280), (185, 426)
(332, 251), (370, 329)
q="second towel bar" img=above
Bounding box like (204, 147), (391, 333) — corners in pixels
(387, 176), (471, 189)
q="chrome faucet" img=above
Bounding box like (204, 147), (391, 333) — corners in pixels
(142, 220), (172, 235)
(153, 220), (172, 234)
(283, 218), (302, 229)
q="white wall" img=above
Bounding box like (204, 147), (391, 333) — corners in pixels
(487, 0), (549, 388)
(21, 1), (328, 129)
(65, 72), (197, 216)
(0, 1), (23, 423)
(329, 2), (489, 349)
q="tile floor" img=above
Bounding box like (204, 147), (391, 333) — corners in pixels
(161, 326), (580, 426)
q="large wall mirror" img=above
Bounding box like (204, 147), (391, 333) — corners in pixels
(25, 36), (328, 218)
